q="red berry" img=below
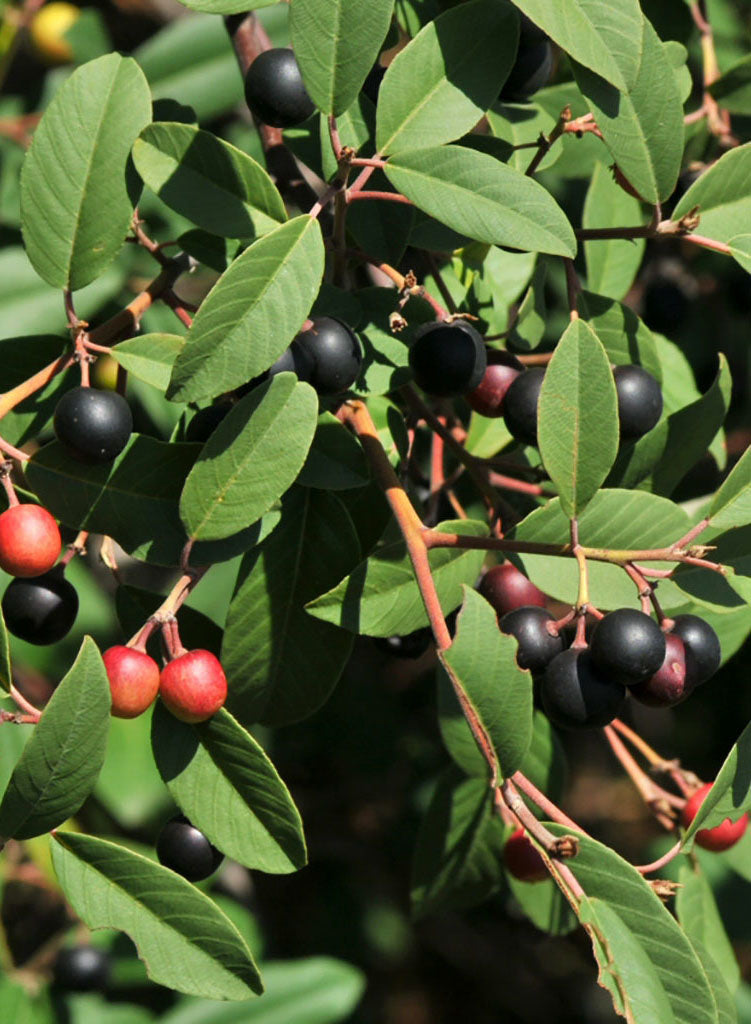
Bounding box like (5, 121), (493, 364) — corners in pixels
(102, 646), (160, 719)
(503, 827), (549, 882)
(0, 504), (61, 578)
(478, 562), (546, 619)
(681, 782), (749, 852)
(465, 351), (523, 418)
(159, 649), (227, 724)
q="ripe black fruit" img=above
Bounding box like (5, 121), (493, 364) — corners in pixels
(269, 337), (315, 382)
(671, 614), (721, 688)
(590, 608), (666, 685)
(630, 633), (688, 708)
(2, 567), (78, 645)
(502, 367), (545, 446)
(466, 351), (523, 418)
(409, 320), (486, 397)
(499, 606), (563, 673)
(54, 385), (132, 463)
(244, 48), (315, 128)
(613, 365), (663, 440)
(294, 317), (362, 395)
(500, 16), (553, 101)
(156, 815), (224, 882)
(52, 945), (110, 992)
(185, 402), (232, 443)
(374, 627), (432, 659)
(541, 649), (626, 729)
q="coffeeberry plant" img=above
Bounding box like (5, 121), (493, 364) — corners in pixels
(1, 1), (751, 1020)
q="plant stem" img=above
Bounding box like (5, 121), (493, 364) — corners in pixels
(511, 771), (585, 832)
(9, 685), (41, 723)
(635, 839), (685, 876)
(602, 725), (679, 827)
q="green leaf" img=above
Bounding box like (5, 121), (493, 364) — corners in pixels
(681, 719), (751, 847)
(411, 767), (506, 917)
(546, 825), (718, 1024)
(726, 234), (751, 276)
(133, 123), (286, 239)
(709, 445), (751, 529)
(513, 490), (690, 609)
(674, 144), (751, 245)
(440, 588), (533, 780)
(708, 55), (751, 114)
(376, 0), (518, 154)
(26, 436), (198, 567)
(291, 0), (394, 116)
(582, 161), (646, 300)
(509, 0), (643, 92)
(572, 16), (684, 204)
(297, 412), (370, 490)
(20, 54), (151, 290)
(354, 287), (412, 396)
(0, 638), (109, 841)
(689, 938), (738, 1024)
(95, 707), (171, 829)
(385, 145), (576, 256)
(151, 704), (306, 873)
(223, 487), (359, 726)
(112, 334), (184, 392)
(576, 291), (662, 382)
(578, 897), (677, 1023)
(676, 864), (740, 995)
(168, 216), (325, 402)
(518, 711), (567, 804)
(305, 519), (487, 637)
(179, 375), (318, 542)
(51, 831), (262, 1000)
(537, 319), (618, 518)
(487, 103), (560, 175)
(159, 957), (365, 1024)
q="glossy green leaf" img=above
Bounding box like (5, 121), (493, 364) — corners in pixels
(709, 445), (751, 529)
(708, 55), (751, 114)
(0, 638), (109, 841)
(506, 260), (547, 351)
(133, 123), (286, 239)
(159, 957), (365, 1024)
(291, 0), (394, 116)
(674, 144), (751, 244)
(514, 490), (690, 610)
(572, 16), (683, 204)
(681, 719), (751, 847)
(578, 898), (677, 1024)
(376, 0), (518, 154)
(689, 939), (738, 1024)
(577, 291), (661, 382)
(488, 103), (560, 175)
(20, 54), (151, 290)
(546, 825), (718, 1024)
(297, 412), (370, 490)
(112, 334), (184, 392)
(175, 0), (277, 12)
(509, 0), (643, 91)
(440, 588), (533, 780)
(179, 374), (318, 542)
(676, 864), (740, 995)
(151, 704), (306, 872)
(537, 319), (618, 518)
(385, 146), (575, 256)
(223, 487), (359, 726)
(26, 436), (198, 566)
(168, 217), (325, 402)
(353, 287), (412, 396)
(51, 832), (262, 1000)
(306, 519), (487, 636)
(411, 767), (506, 917)
(583, 162), (646, 300)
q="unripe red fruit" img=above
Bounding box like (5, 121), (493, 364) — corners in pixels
(681, 782), (749, 852)
(629, 633), (688, 708)
(465, 351), (523, 418)
(503, 827), (548, 882)
(0, 504), (61, 578)
(477, 562), (546, 619)
(159, 649), (227, 724)
(102, 646), (161, 719)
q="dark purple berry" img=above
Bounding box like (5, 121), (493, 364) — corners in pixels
(630, 633), (689, 707)
(244, 48), (315, 128)
(502, 367), (545, 446)
(294, 317), (362, 395)
(499, 606), (564, 673)
(589, 608), (666, 685)
(670, 614), (721, 688)
(52, 945), (110, 992)
(54, 386), (132, 463)
(409, 320), (487, 397)
(541, 648), (626, 729)
(613, 365), (663, 440)
(156, 815), (224, 882)
(2, 567), (78, 645)
(466, 351), (523, 418)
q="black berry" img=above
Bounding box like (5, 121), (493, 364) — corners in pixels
(499, 606), (564, 673)
(630, 633), (688, 707)
(502, 367), (545, 446)
(541, 648), (626, 729)
(185, 402), (232, 443)
(294, 316), (363, 395)
(409, 320), (486, 397)
(54, 385), (132, 463)
(268, 337), (315, 382)
(2, 567), (78, 645)
(613, 365), (663, 440)
(466, 350), (523, 418)
(500, 16), (553, 101)
(374, 626), (432, 659)
(244, 48), (315, 128)
(156, 815), (224, 882)
(589, 608), (666, 686)
(52, 945), (110, 992)
(670, 614), (721, 688)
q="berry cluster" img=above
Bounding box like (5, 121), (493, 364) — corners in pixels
(103, 645), (227, 722)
